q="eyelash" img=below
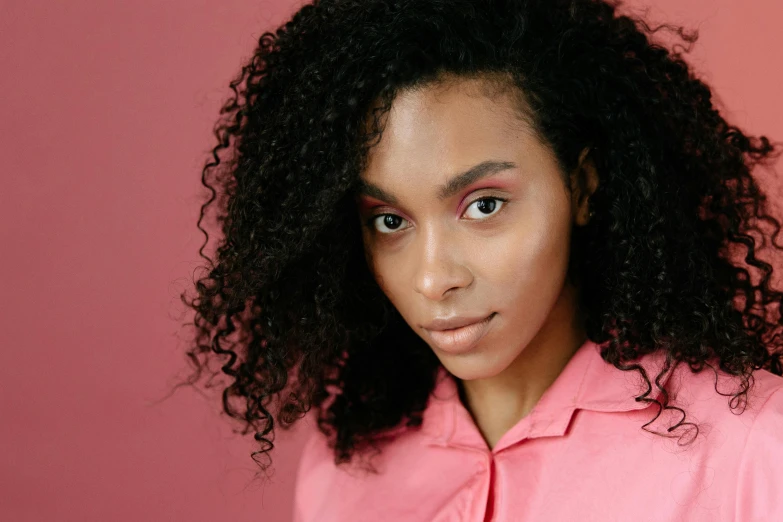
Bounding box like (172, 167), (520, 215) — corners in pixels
(365, 196), (509, 235)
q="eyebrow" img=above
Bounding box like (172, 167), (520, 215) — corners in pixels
(357, 160), (518, 204)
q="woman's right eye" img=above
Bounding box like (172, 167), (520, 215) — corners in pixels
(370, 214), (410, 234)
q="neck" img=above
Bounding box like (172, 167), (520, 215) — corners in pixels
(457, 281), (588, 450)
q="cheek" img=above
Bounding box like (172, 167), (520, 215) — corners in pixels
(478, 209), (571, 307)
(368, 250), (406, 306)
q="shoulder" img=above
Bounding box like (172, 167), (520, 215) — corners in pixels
(736, 366), (783, 443)
(291, 417), (443, 522)
(293, 428), (335, 522)
(733, 370), (783, 520)
(668, 360), (783, 422)
(652, 366), (783, 519)
(656, 363), (783, 460)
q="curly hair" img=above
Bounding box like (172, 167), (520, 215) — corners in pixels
(178, 0), (783, 475)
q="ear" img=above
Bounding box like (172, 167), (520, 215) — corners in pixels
(570, 147), (600, 227)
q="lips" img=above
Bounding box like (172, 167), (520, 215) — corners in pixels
(422, 313), (496, 354)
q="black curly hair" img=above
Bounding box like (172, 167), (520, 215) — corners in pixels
(177, 0), (783, 476)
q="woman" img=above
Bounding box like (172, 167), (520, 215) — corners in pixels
(181, 0), (783, 519)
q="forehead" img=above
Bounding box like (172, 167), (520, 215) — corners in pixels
(360, 75), (544, 186)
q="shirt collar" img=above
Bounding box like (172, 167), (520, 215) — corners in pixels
(420, 337), (676, 452)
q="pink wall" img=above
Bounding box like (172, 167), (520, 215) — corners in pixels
(1, 0), (780, 520)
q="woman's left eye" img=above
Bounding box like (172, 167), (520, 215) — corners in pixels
(462, 197), (506, 220)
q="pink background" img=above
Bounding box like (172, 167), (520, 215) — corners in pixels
(1, 0), (781, 520)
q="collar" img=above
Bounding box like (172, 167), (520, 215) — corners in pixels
(420, 338), (677, 453)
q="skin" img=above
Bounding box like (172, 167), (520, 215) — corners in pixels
(356, 75), (599, 450)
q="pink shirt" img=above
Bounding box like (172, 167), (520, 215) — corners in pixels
(293, 338), (783, 521)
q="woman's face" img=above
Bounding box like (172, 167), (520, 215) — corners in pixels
(356, 76), (592, 380)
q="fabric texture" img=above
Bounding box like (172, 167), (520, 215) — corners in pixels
(293, 338), (783, 521)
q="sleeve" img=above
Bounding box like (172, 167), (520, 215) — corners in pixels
(292, 428), (331, 522)
(734, 384), (783, 521)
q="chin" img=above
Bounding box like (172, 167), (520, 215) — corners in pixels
(437, 346), (517, 382)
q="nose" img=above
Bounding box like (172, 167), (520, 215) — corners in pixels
(412, 227), (473, 301)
